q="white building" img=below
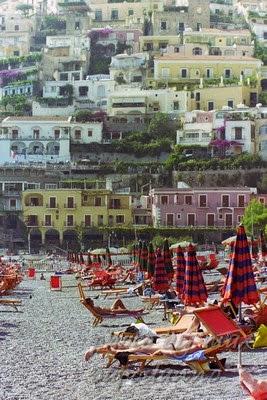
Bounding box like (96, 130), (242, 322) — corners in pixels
(177, 111), (214, 146)
(109, 53), (149, 84)
(0, 116), (103, 164)
(224, 115), (255, 154)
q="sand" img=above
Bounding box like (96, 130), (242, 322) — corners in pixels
(1, 274), (266, 400)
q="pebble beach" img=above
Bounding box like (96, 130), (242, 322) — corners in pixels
(1, 274), (267, 400)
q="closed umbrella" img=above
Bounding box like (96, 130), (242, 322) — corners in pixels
(147, 242), (155, 278)
(140, 242), (148, 272)
(153, 248), (170, 293)
(87, 253), (92, 266)
(182, 244), (207, 306)
(106, 247), (112, 267)
(222, 225), (259, 307)
(260, 230), (267, 260)
(251, 236), (258, 260)
(136, 240), (142, 272)
(163, 238), (174, 280)
(176, 246), (186, 297)
(80, 252), (84, 265)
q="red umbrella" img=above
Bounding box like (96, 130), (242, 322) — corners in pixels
(147, 242), (155, 278)
(106, 247), (112, 268)
(163, 239), (174, 280)
(136, 240), (142, 272)
(222, 225), (259, 307)
(140, 242), (148, 272)
(176, 246), (186, 297)
(153, 248), (170, 293)
(182, 244), (207, 306)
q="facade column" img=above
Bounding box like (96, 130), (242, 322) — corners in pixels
(59, 230), (64, 246)
(41, 230), (45, 245)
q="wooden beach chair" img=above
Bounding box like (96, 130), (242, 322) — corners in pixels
(78, 283), (148, 326)
(0, 298), (22, 311)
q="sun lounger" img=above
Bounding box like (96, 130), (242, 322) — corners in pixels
(154, 314), (197, 335)
(0, 298), (22, 311)
(78, 283), (148, 326)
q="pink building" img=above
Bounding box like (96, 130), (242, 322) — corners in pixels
(150, 186), (257, 228)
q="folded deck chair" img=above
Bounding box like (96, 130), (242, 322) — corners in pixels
(0, 298), (22, 311)
(239, 368), (267, 400)
(78, 283), (148, 326)
(154, 314), (197, 335)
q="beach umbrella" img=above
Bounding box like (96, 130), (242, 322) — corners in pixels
(147, 242), (155, 278)
(132, 244), (137, 264)
(80, 252), (84, 265)
(259, 230), (267, 259)
(170, 241), (196, 250)
(163, 238), (174, 280)
(106, 247), (112, 267)
(222, 225), (259, 307)
(87, 252), (92, 266)
(136, 240), (142, 272)
(153, 248), (170, 293)
(140, 242), (148, 272)
(222, 235), (253, 246)
(176, 246), (186, 297)
(251, 236), (258, 260)
(74, 253), (79, 264)
(97, 255), (102, 265)
(182, 244), (207, 306)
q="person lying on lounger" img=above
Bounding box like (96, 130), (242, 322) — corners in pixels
(84, 331), (212, 361)
(84, 297), (143, 315)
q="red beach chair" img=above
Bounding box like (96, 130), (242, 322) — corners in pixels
(50, 275), (62, 291)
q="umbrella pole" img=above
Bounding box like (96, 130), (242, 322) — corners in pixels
(238, 303), (242, 367)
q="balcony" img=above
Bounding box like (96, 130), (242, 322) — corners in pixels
(64, 222), (76, 227)
(25, 219), (39, 227)
(42, 221), (54, 227)
(25, 202), (43, 207)
(46, 204), (59, 209)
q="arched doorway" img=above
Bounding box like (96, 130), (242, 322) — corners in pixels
(29, 228), (42, 253)
(45, 229), (60, 248)
(63, 230), (80, 251)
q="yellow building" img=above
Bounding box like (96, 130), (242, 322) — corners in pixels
(22, 188), (132, 247)
(139, 35), (181, 54)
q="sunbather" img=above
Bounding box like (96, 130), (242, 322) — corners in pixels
(84, 297), (143, 315)
(84, 331), (211, 361)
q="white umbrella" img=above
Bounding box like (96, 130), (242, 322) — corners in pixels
(170, 241), (196, 250)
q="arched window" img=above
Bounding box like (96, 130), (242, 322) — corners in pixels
(192, 47), (202, 56)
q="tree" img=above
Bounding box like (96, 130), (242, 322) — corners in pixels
(147, 113), (177, 141)
(243, 199), (267, 235)
(16, 4), (33, 17)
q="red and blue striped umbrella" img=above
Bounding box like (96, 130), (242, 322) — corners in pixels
(222, 225), (259, 307)
(153, 248), (170, 293)
(182, 244), (207, 306)
(163, 238), (174, 280)
(260, 230), (267, 259)
(106, 247), (112, 267)
(147, 242), (155, 278)
(80, 252), (84, 265)
(176, 246), (186, 296)
(140, 242), (148, 272)
(87, 252), (92, 266)
(136, 240), (142, 272)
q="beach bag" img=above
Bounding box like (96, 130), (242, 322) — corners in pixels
(253, 324), (267, 348)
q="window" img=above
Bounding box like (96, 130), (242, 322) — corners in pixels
(75, 130), (81, 140)
(185, 195), (192, 205)
(192, 47), (202, 55)
(199, 195), (207, 207)
(161, 196), (168, 205)
(237, 215), (242, 223)
(75, 21), (80, 30)
(14, 25), (19, 31)
(95, 197), (102, 206)
(225, 213), (233, 227)
(259, 198), (265, 204)
(195, 92), (200, 101)
(111, 9), (118, 20)
(187, 214), (195, 226)
(264, 32), (267, 40)
(67, 197), (74, 208)
(49, 197), (56, 208)
(116, 215), (125, 224)
(173, 101), (179, 110)
(228, 100), (234, 108)
(98, 215), (104, 225)
(60, 73), (68, 81)
(54, 129), (60, 139)
(178, 22), (184, 32)
(222, 195), (229, 207)
(128, 9), (133, 16)
(207, 214), (215, 227)
(13, 50), (19, 56)
(45, 184), (57, 189)
(79, 86), (88, 97)
(224, 69), (231, 78)
(197, 23), (202, 31)
(95, 10), (102, 21)
(33, 129), (40, 139)
(238, 195), (245, 207)
(44, 215), (52, 226)
(206, 69), (212, 78)
(110, 199), (121, 209)
(160, 21), (167, 30)
(84, 215), (91, 226)
(66, 215), (74, 226)
(12, 129), (18, 139)
(10, 199), (16, 208)
(235, 127), (242, 140)
(88, 130), (92, 137)
(177, 213), (181, 220)
(181, 69), (187, 78)
(161, 68), (169, 78)
(208, 101), (214, 111)
(166, 214), (174, 226)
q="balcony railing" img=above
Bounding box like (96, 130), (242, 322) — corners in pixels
(25, 202), (43, 207)
(64, 222), (76, 227)
(26, 220), (39, 227)
(46, 204), (58, 208)
(42, 221), (54, 227)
